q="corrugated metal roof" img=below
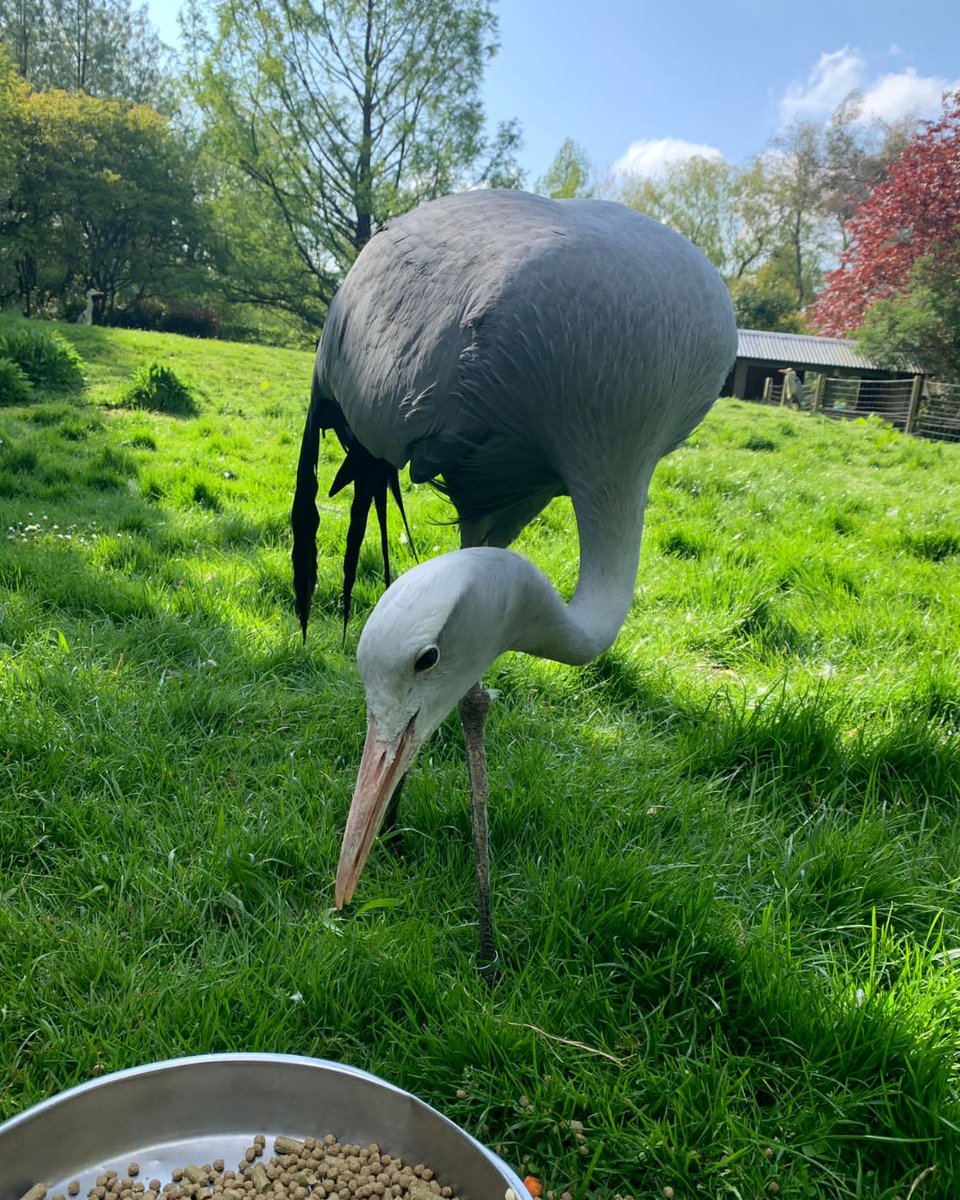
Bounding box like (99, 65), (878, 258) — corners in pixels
(737, 328), (892, 371)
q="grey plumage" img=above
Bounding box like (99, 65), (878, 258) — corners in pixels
(309, 188), (734, 549)
(291, 188), (737, 968)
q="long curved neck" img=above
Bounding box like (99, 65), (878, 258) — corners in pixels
(506, 470), (653, 666)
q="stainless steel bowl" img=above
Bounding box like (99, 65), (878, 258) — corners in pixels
(0, 1054), (528, 1200)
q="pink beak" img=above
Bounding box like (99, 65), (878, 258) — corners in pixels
(334, 714), (419, 908)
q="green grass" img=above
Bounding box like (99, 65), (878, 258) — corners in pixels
(1, 314), (959, 1200)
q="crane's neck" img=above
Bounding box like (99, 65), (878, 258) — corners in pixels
(507, 470), (653, 666)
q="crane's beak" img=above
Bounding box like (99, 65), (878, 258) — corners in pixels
(334, 713), (419, 908)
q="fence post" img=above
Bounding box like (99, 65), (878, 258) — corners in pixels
(905, 375), (923, 435)
(762, 376), (772, 403)
(813, 374), (825, 412)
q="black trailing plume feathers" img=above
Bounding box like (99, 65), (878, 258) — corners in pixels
(291, 377), (417, 641)
(291, 383), (322, 641)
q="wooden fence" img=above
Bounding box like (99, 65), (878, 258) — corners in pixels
(758, 375), (960, 443)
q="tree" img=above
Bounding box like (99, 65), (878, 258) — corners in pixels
(760, 122), (835, 307)
(0, 77), (215, 317)
(202, 157), (331, 332)
(537, 137), (593, 199)
(813, 89), (960, 338)
(620, 155), (779, 282)
(0, 0), (176, 110)
(725, 158), (783, 279)
(0, 50), (30, 303)
(820, 93), (913, 250)
(728, 265), (808, 333)
(184, 0), (522, 325)
(856, 250), (960, 380)
(622, 155), (735, 274)
(0, 1), (34, 80)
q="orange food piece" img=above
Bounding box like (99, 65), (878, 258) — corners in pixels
(522, 1177), (543, 1198)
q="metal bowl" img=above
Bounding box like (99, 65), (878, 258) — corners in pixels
(0, 1054), (528, 1200)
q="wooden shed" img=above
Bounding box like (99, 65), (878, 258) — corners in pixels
(724, 329), (921, 404)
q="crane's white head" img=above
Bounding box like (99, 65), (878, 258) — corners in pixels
(334, 549), (524, 907)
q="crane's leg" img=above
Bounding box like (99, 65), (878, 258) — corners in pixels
(458, 681), (498, 981)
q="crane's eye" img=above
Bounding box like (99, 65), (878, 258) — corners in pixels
(413, 645), (439, 672)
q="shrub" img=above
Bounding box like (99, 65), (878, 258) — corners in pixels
(106, 298), (222, 339)
(0, 328), (84, 391)
(117, 363), (198, 416)
(0, 356), (34, 406)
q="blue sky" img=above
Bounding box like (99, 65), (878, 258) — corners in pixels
(146, 0), (960, 184)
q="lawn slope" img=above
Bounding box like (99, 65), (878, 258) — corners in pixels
(1, 317), (959, 1200)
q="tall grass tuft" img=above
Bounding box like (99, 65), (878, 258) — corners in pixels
(0, 356), (33, 406)
(116, 362), (198, 416)
(0, 326), (84, 391)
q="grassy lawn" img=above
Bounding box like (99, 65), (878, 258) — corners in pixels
(1, 315), (959, 1200)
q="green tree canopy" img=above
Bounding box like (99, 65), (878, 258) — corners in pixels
(0, 0), (176, 110)
(856, 252), (960, 380)
(184, 0), (523, 328)
(536, 137), (593, 199)
(728, 264), (808, 333)
(0, 67), (215, 318)
(621, 155), (779, 282)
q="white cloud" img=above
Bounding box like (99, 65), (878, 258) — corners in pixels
(612, 137), (723, 179)
(779, 46), (959, 127)
(779, 47), (865, 123)
(888, 42), (906, 58)
(859, 67), (960, 122)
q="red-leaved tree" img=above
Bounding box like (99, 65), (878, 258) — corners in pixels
(813, 89), (960, 336)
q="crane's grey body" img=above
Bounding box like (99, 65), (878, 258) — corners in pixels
(294, 189), (736, 971)
(313, 188), (735, 549)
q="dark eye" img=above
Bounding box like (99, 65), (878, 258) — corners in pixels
(414, 645), (439, 672)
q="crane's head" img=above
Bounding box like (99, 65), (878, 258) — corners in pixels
(334, 549), (518, 907)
